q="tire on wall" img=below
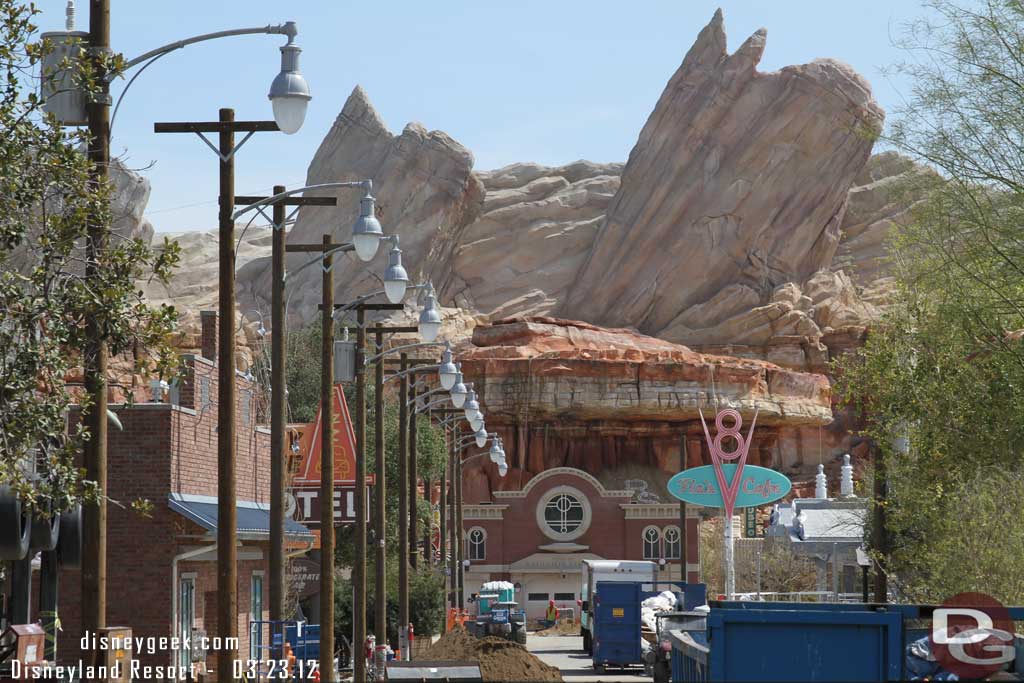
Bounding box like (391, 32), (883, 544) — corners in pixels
(30, 499), (60, 551)
(57, 505), (82, 568)
(0, 487), (32, 560)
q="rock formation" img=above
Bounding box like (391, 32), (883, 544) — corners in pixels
(457, 316), (834, 501)
(237, 86), (484, 325)
(443, 161), (622, 318)
(565, 10), (884, 341)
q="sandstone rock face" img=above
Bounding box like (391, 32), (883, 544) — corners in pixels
(564, 10), (884, 340)
(457, 317), (835, 502)
(442, 161), (622, 318)
(237, 86), (484, 325)
(142, 226), (272, 370)
(109, 158), (155, 246)
(460, 316), (832, 425)
(834, 151), (932, 302)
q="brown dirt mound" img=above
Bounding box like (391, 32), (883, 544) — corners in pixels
(532, 621), (578, 637)
(419, 627), (562, 682)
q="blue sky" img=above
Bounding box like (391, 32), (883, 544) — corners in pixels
(40, 1), (926, 232)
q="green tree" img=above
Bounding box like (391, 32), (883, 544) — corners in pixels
(0, 1), (177, 509)
(837, 0), (1024, 603)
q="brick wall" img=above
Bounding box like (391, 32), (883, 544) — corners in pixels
(58, 354), (274, 671)
(170, 356), (270, 503)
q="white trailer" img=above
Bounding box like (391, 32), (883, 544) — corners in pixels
(580, 559), (657, 653)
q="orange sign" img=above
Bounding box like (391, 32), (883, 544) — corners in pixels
(293, 384), (362, 485)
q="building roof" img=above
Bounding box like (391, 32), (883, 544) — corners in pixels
(169, 492), (314, 540)
(765, 497), (867, 559)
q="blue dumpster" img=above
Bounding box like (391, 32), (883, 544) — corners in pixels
(667, 602), (1024, 683)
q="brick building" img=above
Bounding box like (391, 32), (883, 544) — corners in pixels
(461, 467), (699, 620)
(55, 314), (313, 674)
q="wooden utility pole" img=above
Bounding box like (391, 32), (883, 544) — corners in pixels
(283, 236), (352, 680)
(320, 235), (336, 678)
(408, 382), (418, 570)
(82, 0), (110, 662)
(354, 307), (367, 682)
(456, 442), (465, 609)
(679, 433), (687, 582)
(397, 354), (409, 645)
(439, 430), (447, 570)
(448, 429), (457, 608)
(216, 107), (239, 681)
(238, 189), (334, 627)
(872, 446), (889, 603)
(269, 186), (287, 624)
(374, 329), (386, 644)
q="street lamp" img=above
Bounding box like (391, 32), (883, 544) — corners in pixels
(438, 344), (458, 390)
(267, 24), (311, 134)
(463, 390), (483, 432)
(449, 367), (468, 409)
(383, 243), (410, 304)
(489, 438), (504, 463)
(352, 190), (384, 261)
(473, 427), (488, 449)
(419, 291), (442, 342)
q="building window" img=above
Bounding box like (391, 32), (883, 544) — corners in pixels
(467, 527), (486, 561)
(643, 526), (662, 560)
(536, 486), (592, 542)
(663, 526), (681, 560)
(554, 592), (575, 601)
(250, 573), (264, 659)
(178, 574), (196, 670)
(527, 593), (550, 602)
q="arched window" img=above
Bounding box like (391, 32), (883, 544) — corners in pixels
(642, 526), (661, 560)
(467, 527), (486, 561)
(663, 526), (681, 560)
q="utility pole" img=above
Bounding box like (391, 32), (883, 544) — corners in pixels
(354, 307), (367, 683)
(456, 441), (465, 610)
(374, 329), (386, 644)
(423, 476), (432, 565)
(408, 382), (418, 570)
(448, 428), (457, 608)
(82, 0), (110, 663)
(320, 235), (335, 679)
(439, 426), (447, 572)
(397, 354), (409, 648)
(269, 186), (286, 625)
(679, 433), (687, 583)
(872, 445), (888, 603)
(283, 236), (351, 680)
(216, 107), (239, 681)
(241, 189), (334, 627)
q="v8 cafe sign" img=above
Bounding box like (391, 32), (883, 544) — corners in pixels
(288, 384), (373, 528)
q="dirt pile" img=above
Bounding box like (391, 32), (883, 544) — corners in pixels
(532, 621), (578, 637)
(419, 628), (562, 682)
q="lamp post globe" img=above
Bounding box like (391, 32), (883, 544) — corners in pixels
(488, 438), (503, 463)
(449, 369), (467, 409)
(463, 390), (479, 420)
(383, 245), (409, 304)
(418, 292), (442, 342)
(352, 193), (383, 262)
(438, 346), (458, 390)
(473, 427), (488, 449)
(267, 25), (311, 134)
(498, 461), (508, 478)
(468, 411), (484, 433)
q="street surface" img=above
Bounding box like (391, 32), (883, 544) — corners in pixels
(527, 635), (648, 682)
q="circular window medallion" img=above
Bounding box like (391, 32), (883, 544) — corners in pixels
(536, 486), (592, 541)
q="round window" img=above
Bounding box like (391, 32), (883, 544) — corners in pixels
(536, 486), (592, 541)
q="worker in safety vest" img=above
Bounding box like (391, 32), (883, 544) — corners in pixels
(545, 600), (558, 628)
